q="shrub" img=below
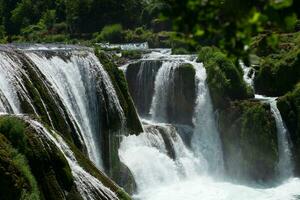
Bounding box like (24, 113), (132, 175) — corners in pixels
(96, 24), (123, 43)
(0, 134), (40, 200)
(0, 117), (27, 153)
(121, 50), (142, 59)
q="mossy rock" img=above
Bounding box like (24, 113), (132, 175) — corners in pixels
(126, 60), (162, 117)
(0, 116), (73, 200)
(95, 48), (143, 134)
(219, 101), (278, 183)
(277, 83), (300, 175)
(121, 50), (142, 60)
(16, 52), (86, 152)
(94, 48), (141, 194)
(0, 134), (39, 200)
(171, 47), (190, 55)
(169, 63), (196, 125)
(198, 47), (254, 110)
(0, 115), (132, 200)
(252, 32), (300, 96)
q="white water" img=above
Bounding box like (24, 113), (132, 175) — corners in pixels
(240, 61), (255, 87)
(270, 100), (294, 179)
(192, 61), (224, 174)
(25, 50), (126, 169)
(120, 51), (300, 200)
(119, 121), (300, 200)
(119, 121), (203, 194)
(25, 51), (103, 168)
(29, 119), (119, 200)
(240, 60), (294, 179)
(255, 95), (294, 179)
(150, 61), (178, 122)
(0, 52), (30, 113)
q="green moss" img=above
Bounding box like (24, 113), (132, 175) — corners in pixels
(219, 101), (278, 182)
(0, 117), (27, 153)
(121, 50), (142, 59)
(253, 32), (300, 96)
(171, 47), (190, 55)
(19, 57), (85, 152)
(0, 133), (40, 200)
(94, 48), (140, 194)
(198, 47), (254, 110)
(0, 116), (74, 200)
(277, 83), (300, 175)
(66, 139), (132, 200)
(94, 48), (143, 134)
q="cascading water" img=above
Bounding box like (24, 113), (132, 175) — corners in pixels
(255, 95), (294, 179)
(0, 51), (35, 114)
(120, 50), (300, 200)
(270, 100), (294, 179)
(119, 121), (204, 199)
(0, 45), (127, 170)
(240, 61), (294, 179)
(28, 119), (119, 200)
(25, 50), (104, 168)
(192, 61), (224, 175)
(150, 61), (179, 122)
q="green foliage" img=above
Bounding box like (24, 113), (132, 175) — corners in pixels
(0, 126), (40, 200)
(123, 27), (159, 47)
(0, 117), (27, 153)
(163, 0), (300, 58)
(254, 32), (300, 96)
(199, 47), (254, 109)
(13, 153), (40, 200)
(121, 50), (142, 59)
(95, 24), (123, 43)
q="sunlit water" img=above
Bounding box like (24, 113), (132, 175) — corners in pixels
(119, 52), (300, 200)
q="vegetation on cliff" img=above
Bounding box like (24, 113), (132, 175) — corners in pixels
(277, 83), (300, 176)
(198, 47), (254, 110)
(198, 46), (280, 182)
(253, 32), (300, 96)
(0, 116), (73, 200)
(219, 101), (278, 182)
(0, 115), (132, 200)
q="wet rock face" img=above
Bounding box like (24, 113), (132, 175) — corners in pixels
(218, 101), (278, 183)
(126, 61), (196, 126)
(167, 64), (196, 126)
(126, 60), (162, 117)
(277, 85), (300, 176)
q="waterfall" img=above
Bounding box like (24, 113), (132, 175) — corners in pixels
(119, 121), (300, 200)
(240, 61), (255, 87)
(125, 60), (161, 117)
(240, 61), (294, 179)
(119, 121), (203, 195)
(0, 52), (33, 114)
(28, 119), (119, 200)
(121, 50), (300, 200)
(192, 61), (224, 175)
(0, 45), (126, 170)
(270, 100), (294, 178)
(150, 61), (179, 122)
(25, 51), (102, 167)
